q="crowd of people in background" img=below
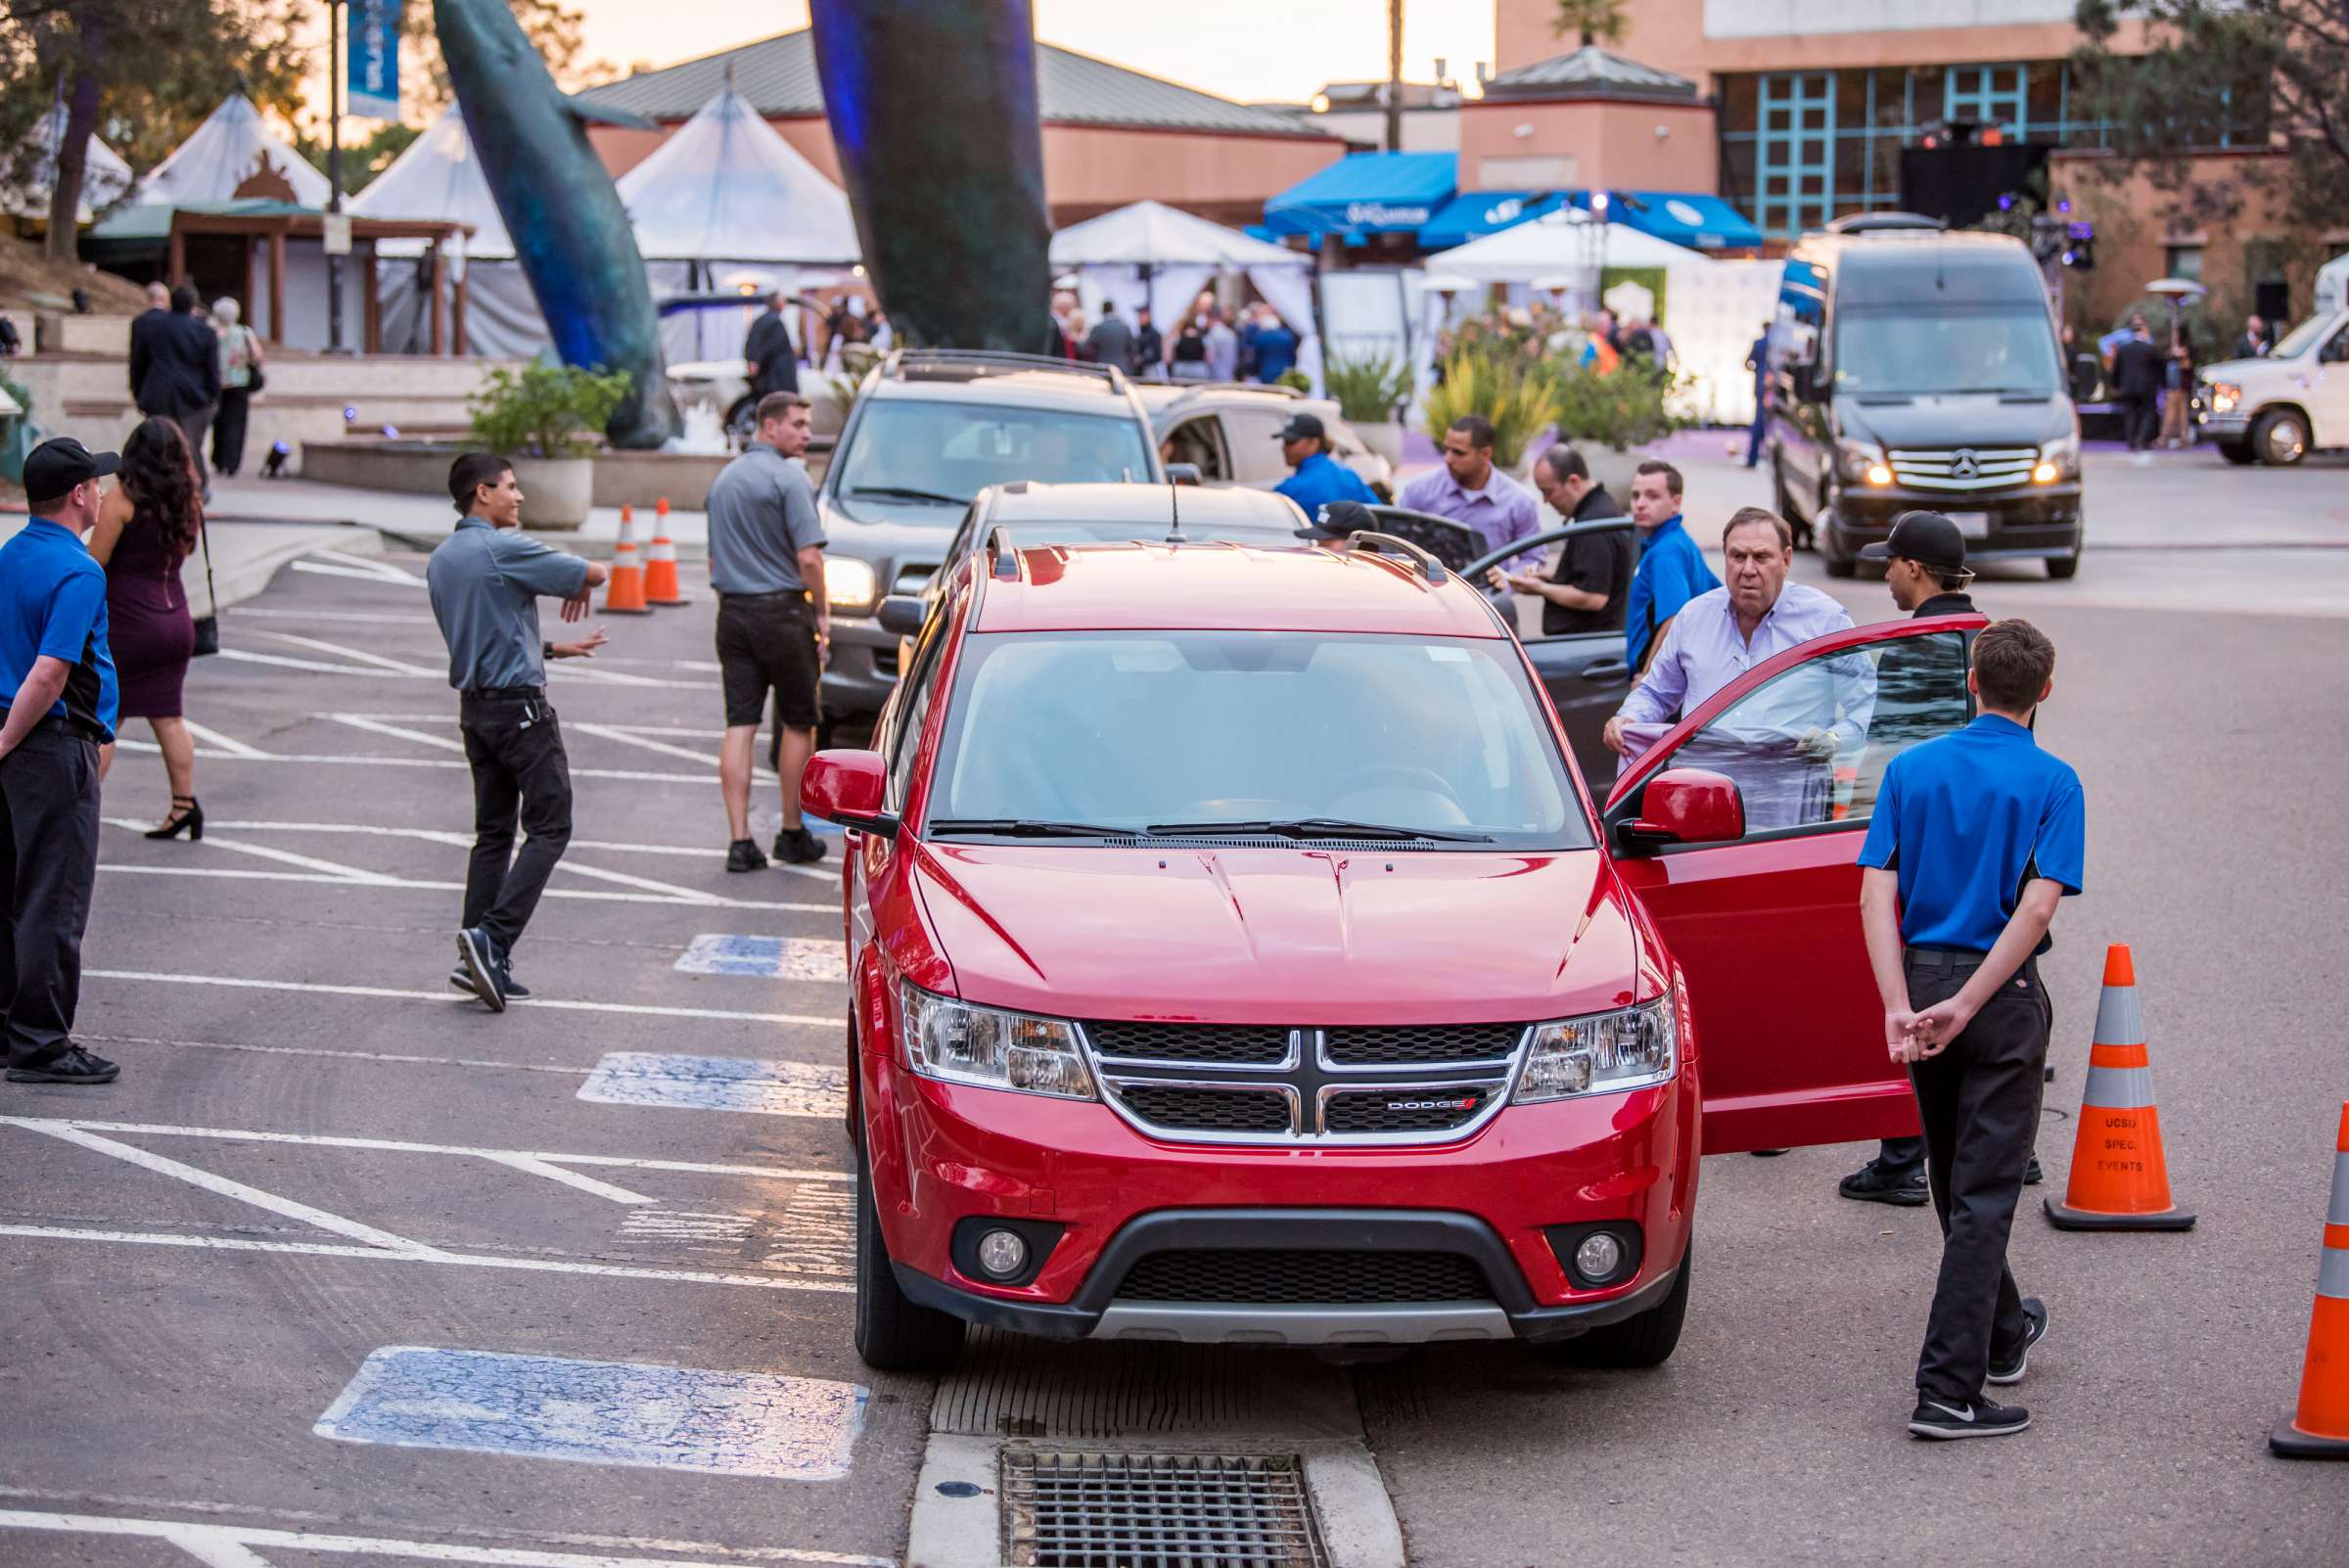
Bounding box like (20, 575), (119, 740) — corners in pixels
(1049, 289), (1299, 385)
(126, 280), (266, 490)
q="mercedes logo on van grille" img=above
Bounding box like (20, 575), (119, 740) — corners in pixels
(1949, 448), (1980, 480)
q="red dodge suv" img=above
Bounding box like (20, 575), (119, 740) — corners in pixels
(804, 529), (1989, 1370)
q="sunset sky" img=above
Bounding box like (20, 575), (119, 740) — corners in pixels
(301, 0), (1497, 126)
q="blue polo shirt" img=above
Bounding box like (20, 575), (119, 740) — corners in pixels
(1274, 450), (1378, 520)
(1623, 515), (1720, 672)
(1857, 714), (2085, 952)
(0, 518), (117, 742)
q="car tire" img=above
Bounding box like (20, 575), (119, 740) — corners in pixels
(1771, 461), (1811, 549)
(853, 1134), (966, 1373)
(2046, 555), (2081, 580)
(2254, 408), (2309, 466)
(2217, 439), (2255, 466)
(1551, 1247), (1691, 1369)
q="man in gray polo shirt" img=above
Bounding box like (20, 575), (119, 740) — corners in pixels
(427, 452), (610, 1011)
(705, 391), (829, 872)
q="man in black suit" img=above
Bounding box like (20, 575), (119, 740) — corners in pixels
(1132, 305), (1164, 379)
(742, 292), (799, 401)
(2231, 314), (2268, 361)
(2108, 316), (2164, 457)
(128, 285), (222, 490)
(1083, 299), (1134, 371)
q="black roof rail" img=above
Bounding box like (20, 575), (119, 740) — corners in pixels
(883, 347), (1128, 394)
(1345, 530), (1449, 584)
(988, 524), (1021, 580)
(1822, 211), (1948, 235)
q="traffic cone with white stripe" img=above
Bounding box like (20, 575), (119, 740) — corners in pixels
(644, 495), (686, 607)
(603, 503), (651, 615)
(2045, 944), (2195, 1230)
(2273, 1102), (2349, 1458)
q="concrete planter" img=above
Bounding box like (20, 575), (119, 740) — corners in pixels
(508, 455), (593, 530)
(1354, 420), (1406, 470)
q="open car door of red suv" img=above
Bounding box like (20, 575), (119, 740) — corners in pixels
(1599, 614), (1988, 1155)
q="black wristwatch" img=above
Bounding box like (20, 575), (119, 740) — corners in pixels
(542, 640), (556, 661)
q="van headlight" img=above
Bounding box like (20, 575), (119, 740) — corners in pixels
(1839, 439), (1892, 487)
(1512, 994), (1678, 1103)
(2206, 380), (2241, 415)
(2034, 433), (2079, 484)
(823, 556), (879, 615)
(898, 983), (1097, 1100)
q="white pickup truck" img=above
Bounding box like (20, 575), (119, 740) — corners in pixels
(2195, 305), (2349, 466)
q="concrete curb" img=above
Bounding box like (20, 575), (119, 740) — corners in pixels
(205, 524), (386, 616)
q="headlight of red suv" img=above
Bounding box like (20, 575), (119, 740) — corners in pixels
(1511, 995), (1678, 1104)
(897, 982), (1098, 1100)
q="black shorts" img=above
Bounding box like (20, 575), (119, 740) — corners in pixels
(715, 591), (822, 729)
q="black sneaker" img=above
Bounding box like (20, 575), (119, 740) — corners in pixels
(457, 926), (506, 1013)
(1987, 1298), (2049, 1386)
(6, 1046), (120, 1084)
(2024, 1154), (2045, 1186)
(1839, 1158), (1929, 1207)
(1909, 1393), (2031, 1441)
(449, 966), (530, 1000)
(773, 825), (827, 865)
(726, 838), (769, 873)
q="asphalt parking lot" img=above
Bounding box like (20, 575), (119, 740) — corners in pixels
(4, 444), (2346, 1567)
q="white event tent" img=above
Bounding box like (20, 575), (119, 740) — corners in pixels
(349, 107), (547, 359)
(1049, 200), (1320, 389)
(615, 84), (862, 365)
(1421, 207), (1708, 285)
(3, 102), (134, 222)
(138, 94), (331, 208)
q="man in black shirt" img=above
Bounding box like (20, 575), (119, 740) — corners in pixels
(1487, 443), (1633, 635)
(743, 292), (800, 400)
(2108, 316), (2165, 455)
(1132, 306), (1164, 379)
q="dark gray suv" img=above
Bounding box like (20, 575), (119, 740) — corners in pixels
(817, 350), (1164, 721)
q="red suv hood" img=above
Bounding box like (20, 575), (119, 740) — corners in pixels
(910, 843), (1636, 1026)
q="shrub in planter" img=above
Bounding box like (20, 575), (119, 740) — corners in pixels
(1422, 349), (1559, 471)
(1540, 356), (1690, 456)
(1322, 350), (1412, 424)
(468, 365), (632, 461)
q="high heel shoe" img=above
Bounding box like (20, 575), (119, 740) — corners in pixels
(146, 796), (202, 841)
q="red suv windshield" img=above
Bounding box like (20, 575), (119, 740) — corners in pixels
(924, 628), (1591, 849)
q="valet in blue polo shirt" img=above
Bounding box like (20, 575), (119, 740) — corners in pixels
(0, 437), (124, 1085)
(1855, 618), (2085, 1443)
(1270, 412), (1377, 521)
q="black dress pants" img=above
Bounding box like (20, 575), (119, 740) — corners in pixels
(1906, 947), (2050, 1401)
(0, 726), (102, 1068)
(213, 389), (251, 476)
(2122, 394), (2158, 451)
(458, 692), (573, 955)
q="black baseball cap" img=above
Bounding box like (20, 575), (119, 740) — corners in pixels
(1859, 509), (1972, 576)
(23, 436), (118, 501)
(1299, 497), (1373, 540)
(1273, 412), (1326, 443)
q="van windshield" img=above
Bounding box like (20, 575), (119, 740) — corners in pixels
(1833, 305), (2061, 399)
(926, 630), (1589, 849)
(834, 402), (1156, 508)
(2270, 313), (2335, 358)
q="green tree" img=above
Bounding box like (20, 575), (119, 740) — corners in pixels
(0, 0), (306, 257)
(1551, 0), (1627, 47)
(2071, 2), (2349, 235)
(392, 0), (615, 116)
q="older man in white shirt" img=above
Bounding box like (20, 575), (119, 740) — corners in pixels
(1604, 506), (1873, 827)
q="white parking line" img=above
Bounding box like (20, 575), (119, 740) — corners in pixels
(252, 629), (445, 678)
(0, 1508), (894, 1567)
(84, 970), (839, 1026)
(177, 719), (269, 758)
(218, 647), (409, 677)
(294, 552), (427, 585)
(324, 713), (467, 752)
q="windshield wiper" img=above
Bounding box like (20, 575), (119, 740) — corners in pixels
(848, 485), (965, 506)
(1145, 817), (1492, 844)
(927, 817), (1136, 838)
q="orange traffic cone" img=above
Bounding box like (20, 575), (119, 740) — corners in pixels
(2046, 945), (2194, 1230)
(603, 503), (651, 615)
(2273, 1102), (2349, 1458)
(644, 495), (686, 607)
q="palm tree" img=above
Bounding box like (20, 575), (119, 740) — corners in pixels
(1551, 0), (1627, 48)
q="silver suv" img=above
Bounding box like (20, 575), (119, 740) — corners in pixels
(817, 350), (1164, 721)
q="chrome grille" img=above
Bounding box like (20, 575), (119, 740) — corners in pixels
(1083, 1023), (1528, 1146)
(1887, 445), (2037, 491)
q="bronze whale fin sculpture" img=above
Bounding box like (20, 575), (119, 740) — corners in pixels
(434, 0), (679, 449)
(807, 0), (1052, 350)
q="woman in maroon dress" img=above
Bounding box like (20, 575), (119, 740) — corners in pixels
(91, 416), (204, 839)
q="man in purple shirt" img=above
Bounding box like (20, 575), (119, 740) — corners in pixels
(1604, 506), (1871, 825)
(1399, 415), (1543, 573)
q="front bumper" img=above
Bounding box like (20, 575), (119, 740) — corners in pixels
(1829, 483), (2082, 563)
(821, 618), (898, 717)
(863, 1057), (1697, 1345)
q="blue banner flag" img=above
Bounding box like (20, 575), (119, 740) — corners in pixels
(347, 0), (402, 121)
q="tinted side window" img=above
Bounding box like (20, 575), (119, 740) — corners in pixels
(886, 622), (948, 808)
(1646, 631), (1970, 838)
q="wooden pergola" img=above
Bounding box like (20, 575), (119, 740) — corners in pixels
(160, 207), (478, 354)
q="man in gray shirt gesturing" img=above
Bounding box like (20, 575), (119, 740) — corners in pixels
(704, 392), (830, 871)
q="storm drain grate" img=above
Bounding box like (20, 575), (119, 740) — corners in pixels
(1000, 1448), (1331, 1568)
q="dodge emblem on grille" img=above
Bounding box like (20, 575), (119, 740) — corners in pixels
(1388, 1095), (1479, 1113)
(1950, 448), (1979, 480)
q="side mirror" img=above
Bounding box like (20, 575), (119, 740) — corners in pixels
(802, 749), (898, 839)
(1619, 767), (1744, 853)
(875, 595), (924, 637)
(1164, 462), (1204, 486)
